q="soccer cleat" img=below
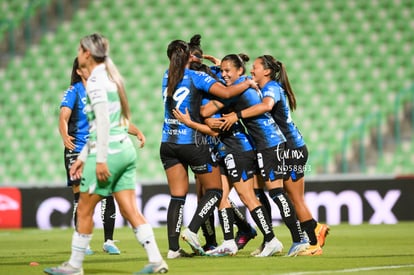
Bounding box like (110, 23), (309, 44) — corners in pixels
(85, 245), (94, 255)
(181, 228), (205, 256)
(43, 262), (84, 275)
(235, 226), (257, 250)
(315, 223), (330, 247)
(206, 239), (238, 257)
(255, 237), (283, 257)
(202, 244), (217, 252)
(103, 239), (121, 255)
(133, 260), (168, 274)
(250, 242), (264, 256)
(286, 240), (309, 257)
(167, 248), (194, 259)
(301, 231), (310, 243)
(298, 244), (323, 256)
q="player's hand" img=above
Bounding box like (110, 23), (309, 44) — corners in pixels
(203, 54), (221, 66)
(63, 135), (76, 151)
(96, 162), (111, 182)
(69, 159), (84, 181)
(245, 78), (259, 91)
(172, 108), (192, 126)
(205, 117), (224, 129)
(136, 130), (146, 148)
(220, 112), (238, 131)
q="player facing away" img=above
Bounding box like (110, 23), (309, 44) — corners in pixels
(44, 33), (168, 275)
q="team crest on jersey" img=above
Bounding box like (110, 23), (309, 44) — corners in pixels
(89, 76), (97, 82)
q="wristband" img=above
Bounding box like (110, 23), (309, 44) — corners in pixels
(236, 111), (242, 119)
(212, 100), (220, 110)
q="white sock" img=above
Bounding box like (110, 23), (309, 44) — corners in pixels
(133, 224), (163, 263)
(68, 231), (92, 269)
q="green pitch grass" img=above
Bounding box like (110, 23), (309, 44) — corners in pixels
(1, 222), (413, 275)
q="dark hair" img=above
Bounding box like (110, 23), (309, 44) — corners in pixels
(221, 53), (249, 75)
(188, 34), (203, 56)
(70, 57), (81, 85)
(189, 61), (220, 82)
(259, 55), (296, 110)
(166, 40), (190, 97)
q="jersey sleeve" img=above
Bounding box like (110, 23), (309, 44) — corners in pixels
(87, 75), (108, 105)
(262, 84), (282, 103)
(191, 70), (217, 93)
(60, 86), (77, 109)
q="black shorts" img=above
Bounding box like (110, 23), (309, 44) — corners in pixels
(283, 145), (309, 181)
(160, 142), (217, 174)
(64, 148), (80, 187)
(256, 143), (285, 181)
(221, 150), (256, 184)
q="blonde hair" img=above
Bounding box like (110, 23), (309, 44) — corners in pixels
(80, 33), (131, 120)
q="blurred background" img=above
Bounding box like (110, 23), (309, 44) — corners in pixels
(0, 0), (413, 187)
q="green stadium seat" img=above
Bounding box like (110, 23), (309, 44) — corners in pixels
(0, 0), (413, 185)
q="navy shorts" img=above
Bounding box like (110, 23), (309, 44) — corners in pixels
(256, 143), (285, 181)
(160, 142), (217, 174)
(220, 150), (256, 184)
(64, 148), (80, 187)
(283, 145), (309, 181)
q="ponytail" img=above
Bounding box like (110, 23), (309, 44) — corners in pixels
(260, 55), (297, 110)
(105, 57), (131, 120)
(166, 40), (190, 97)
(278, 63), (296, 111)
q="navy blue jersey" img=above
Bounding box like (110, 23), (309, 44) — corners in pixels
(261, 80), (305, 148)
(228, 76), (286, 151)
(60, 81), (89, 152)
(215, 100), (255, 158)
(161, 68), (217, 144)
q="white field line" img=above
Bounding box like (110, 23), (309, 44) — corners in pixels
(278, 264), (414, 275)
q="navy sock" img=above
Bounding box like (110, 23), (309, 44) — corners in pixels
(250, 206), (275, 242)
(188, 189), (222, 233)
(219, 207), (235, 241)
(269, 188), (303, 242)
(102, 196), (116, 242)
(167, 195), (186, 251)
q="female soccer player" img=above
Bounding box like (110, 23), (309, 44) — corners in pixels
(220, 54), (329, 255)
(185, 34), (257, 254)
(59, 57), (120, 256)
(173, 53), (280, 257)
(161, 40), (257, 258)
(45, 33), (168, 275)
(201, 54), (309, 257)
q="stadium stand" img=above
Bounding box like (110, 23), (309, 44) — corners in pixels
(0, 0), (412, 186)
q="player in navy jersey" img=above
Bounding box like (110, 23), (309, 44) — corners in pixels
(59, 57), (120, 256)
(186, 35), (257, 253)
(173, 57), (282, 257)
(201, 54), (309, 257)
(161, 40), (257, 258)
(220, 55), (329, 255)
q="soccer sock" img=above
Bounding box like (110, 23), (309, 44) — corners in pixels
(167, 195), (186, 251)
(269, 188), (303, 242)
(301, 219), (318, 245)
(218, 207), (235, 241)
(254, 188), (272, 226)
(250, 206), (275, 242)
(72, 192), (80, 228)
(134, 223), (163, 263)
(68, 231), (92, 269)
(102, 196), (116, 242)
(188, 189), (222, 233)
(229, 199), (251, 233)
(201, 213), (217, 247)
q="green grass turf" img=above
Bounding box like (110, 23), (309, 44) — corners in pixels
(1, 222), (413, 275)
